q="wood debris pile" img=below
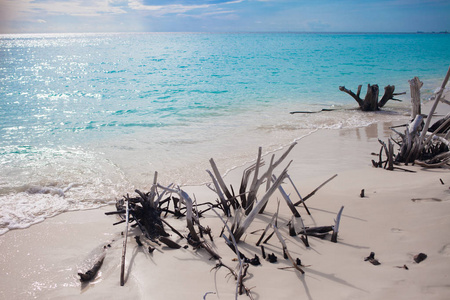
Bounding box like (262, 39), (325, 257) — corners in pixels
(81, 143), (343, 299)
(373, 67), (450, 170)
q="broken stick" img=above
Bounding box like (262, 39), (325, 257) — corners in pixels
(273, 225), (304, 274)
(120, 199), (130, 286)
(294, 174), (338, 205)
(331, 206), (344, 243)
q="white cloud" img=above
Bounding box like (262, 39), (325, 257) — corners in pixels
(1, 0), (127, 19)
(109, 0), (128, 6)
(128, 0), (210, 14)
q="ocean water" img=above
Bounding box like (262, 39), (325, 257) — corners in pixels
(1, 32), (449, 234)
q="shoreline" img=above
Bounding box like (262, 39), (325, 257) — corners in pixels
(1, 93), (449, 299)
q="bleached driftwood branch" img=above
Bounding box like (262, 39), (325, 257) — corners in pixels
(210, 207), (255, 300)
(233, 167), (289, 242)
(409, 76), (423, 118)
(331, 206), (344, 243)
(272, 174), (301, 218)
(374, 67), (450, 169)
(120, 199), (130, 286)
(287, 174), (311, 215)
(273, 225), (304, 274)
(293, 174), (338, 205)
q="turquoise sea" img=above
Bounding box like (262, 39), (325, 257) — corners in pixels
(1, 32), (449, 233)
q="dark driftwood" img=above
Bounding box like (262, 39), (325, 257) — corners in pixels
(428, 115), (450, 134)
(414, 253), (427, 263)
(78, 255), (105, 282)
(299, 218), (310, 247)
(339, 84), (404, 111)
(159, 236), (182, 249)
(364, 252), (381, 265)
(299, 226), (334, 239)
(290, 108), (337, 114)
(294, 174), (338, 206)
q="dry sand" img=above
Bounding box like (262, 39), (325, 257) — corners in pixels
(1, 94), (449, 300)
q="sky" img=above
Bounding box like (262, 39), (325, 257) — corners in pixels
(0, 0), (449, 34)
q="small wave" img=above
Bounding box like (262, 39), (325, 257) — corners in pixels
(121, 122), (166, 128)
(112, 109), (138, 115)
(105, 70), (127, 74)
(0, 145), (133, 235)
(26, 183), (74, 197)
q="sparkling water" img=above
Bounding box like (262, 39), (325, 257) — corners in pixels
(1, 32), (449, 233)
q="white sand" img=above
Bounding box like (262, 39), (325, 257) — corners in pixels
(1, 94), (449, 300)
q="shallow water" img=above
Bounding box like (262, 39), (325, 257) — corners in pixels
(1, 32), (449, 233)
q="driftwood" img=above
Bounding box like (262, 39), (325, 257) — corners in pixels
(210, 207), (255, 299)
(296, 214), (309, 247)
(255, 207), (279, 246)
(272, 175), (301, 218)
(331, 206), (344, 243)
(157, 184), (221, 259)
(273, 225), (304, 274)
(409, 76), (423, 118)
(106, 174), (224, 284)
(78, 256), (105, 282)
(290, 108), (337, 114)
(286, 174), (310, 214)
(299, 226), (334, 239)
(78, 247), (107, 282)
(120, 199), (130, 286)
(339, 84), (405, 111)
(414, 253), (427, 263)
(102, 145), (347, 297)
(159, 236), (182, 249)
(207, 143), (296, 243)
(364, 252), (381, 265)
(293, 174), (338, 206)
(245, 143), (296, 215)
(375, 67), (450, 169)
(233, 168), (288, 242)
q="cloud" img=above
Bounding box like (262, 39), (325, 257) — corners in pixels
(0, 0), (448, 34)
(4, 0), (128, 17)
(127, 0), (241, 18)
(128, 1), (209, 15)
(141, 0), (239, 5)
(109, 0), (129, 7)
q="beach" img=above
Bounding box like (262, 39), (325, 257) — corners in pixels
(1, 91), (449, 300)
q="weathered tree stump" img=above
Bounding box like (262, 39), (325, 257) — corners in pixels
(409, 76), (423, 118)
(339, 84), (404, 111)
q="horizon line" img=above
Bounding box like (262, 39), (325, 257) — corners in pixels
(1, 30), (449, 36)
